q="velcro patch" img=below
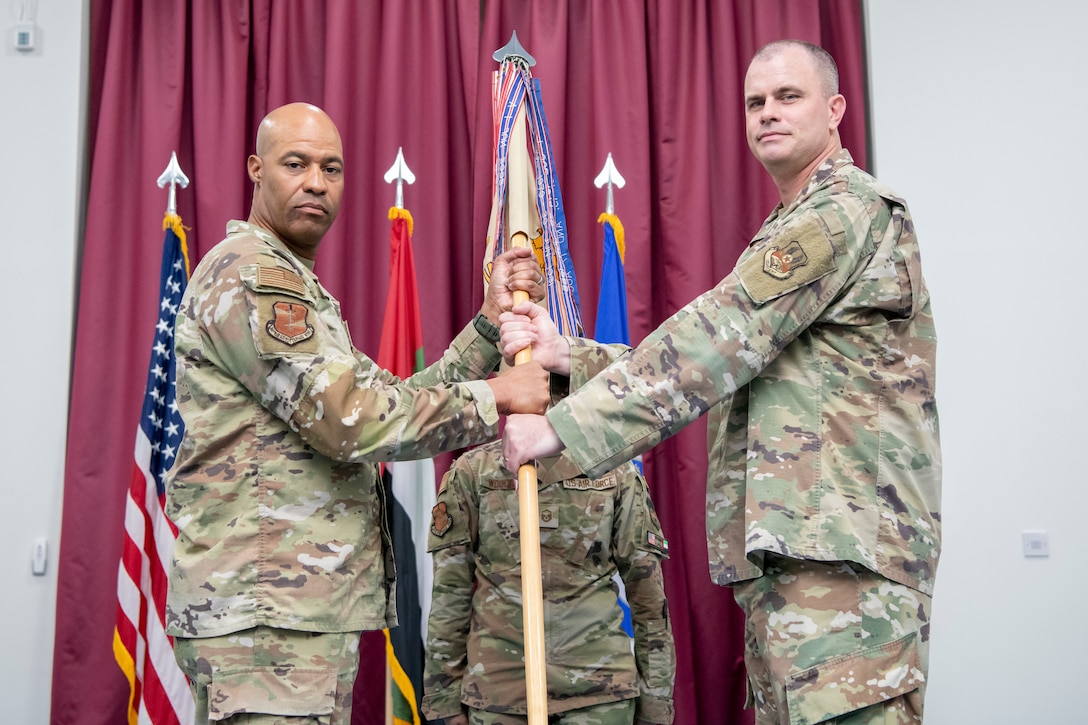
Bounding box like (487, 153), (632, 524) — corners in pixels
(254, 295), (321, 356)
(539, 504), (559, 529)
(256, 265), (307, 296)
(562, 473), (617, 491)
(431, 502), (452, 537)
(737, 217), (836, 304)
(646, 531), (669, 555)
(267, 301), (315, 345)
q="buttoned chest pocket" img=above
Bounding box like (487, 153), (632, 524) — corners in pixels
(475, 481), (521, 575)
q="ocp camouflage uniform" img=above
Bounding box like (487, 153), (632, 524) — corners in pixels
(166, 220), (506, 722)
(544, 150), (940, 724)
(423, 441), (675, 724)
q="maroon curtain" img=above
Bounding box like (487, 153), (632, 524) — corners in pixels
(55, 2), (866, 724)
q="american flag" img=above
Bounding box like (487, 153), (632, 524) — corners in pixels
(113, 213), (195, 725)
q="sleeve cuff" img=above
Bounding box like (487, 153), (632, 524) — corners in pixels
(637, 695), (675, 724)
(421, 690), (464, 721)
(463, 379), (498, 427)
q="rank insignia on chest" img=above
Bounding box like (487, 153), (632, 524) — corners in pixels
(266, 301), (315, 345)
(763, 240), (809, 280)
(539, 504), (559, 529)
(431, 502), (452, 537)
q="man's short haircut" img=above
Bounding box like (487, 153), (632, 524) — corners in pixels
(752, 39), (839, 98)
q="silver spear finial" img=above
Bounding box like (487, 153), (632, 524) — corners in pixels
(383, 147), (416, 210)
(593, 153), (626, 215)
(156, 151), (189, 216)
(493, 30), (536, 67)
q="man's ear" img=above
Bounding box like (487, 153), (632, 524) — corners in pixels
(247, 154), (262, 183)
(828, 93), (847, 131)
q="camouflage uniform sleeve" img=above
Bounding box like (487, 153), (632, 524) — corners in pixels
(548, 196), (876, 479)
(565, 336), (631, 389)
(368, 319), (503, 390)
(613, 467), (675, 725)
(421, 459), (478, 721)
(196, 259), (501, 463)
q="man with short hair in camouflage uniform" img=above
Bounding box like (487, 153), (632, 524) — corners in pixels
(501, 41), (940, 725)
(166, 102), (551, 724)
(422, 437), (675, 725)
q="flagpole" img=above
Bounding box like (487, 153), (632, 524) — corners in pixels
(381, 147), (420, 725)
(156, 150), (189, 217)
(593, 152), (626, 216)
(495, 32), (548, 725)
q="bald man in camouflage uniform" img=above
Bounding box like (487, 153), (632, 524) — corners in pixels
(423, 439), (674, 725)
(502, 41), (940, 725)
(166, 102), (549, 724)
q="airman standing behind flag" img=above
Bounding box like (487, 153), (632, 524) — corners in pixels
(165, 102), (550, 725)
(501, 40), (940, 725)
(422, 436), (675, 725)
(423, 234), (675, 724)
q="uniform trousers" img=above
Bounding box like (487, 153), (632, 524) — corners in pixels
(733, 554), (930, 725)
(174, 625), (361, 724)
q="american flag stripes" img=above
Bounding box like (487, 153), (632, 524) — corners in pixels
(113, 213), (195, 725)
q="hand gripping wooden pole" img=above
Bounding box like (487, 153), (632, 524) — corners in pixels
(506, 99), (549, 725)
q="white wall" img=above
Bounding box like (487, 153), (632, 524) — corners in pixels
(0, 1), (84, 723)
(866, 2), (1086, 723)
(0, 2), (1080, 723)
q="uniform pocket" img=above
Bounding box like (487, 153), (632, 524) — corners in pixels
(562, 489), (614, 571)
(475, 486), (521, 574)
(784, 631), (922, 725)
(206, 666), (337, 721)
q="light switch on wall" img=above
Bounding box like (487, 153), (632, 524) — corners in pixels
(32, 538), (48, 575)
(1022, 531), (1049, 558)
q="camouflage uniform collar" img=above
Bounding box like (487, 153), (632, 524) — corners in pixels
(226, 220), (317, 272)
(532, 453), (585, 486)
(762, 148), (855, 229)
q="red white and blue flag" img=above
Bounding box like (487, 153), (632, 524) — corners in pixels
(113, 213), (195, 725)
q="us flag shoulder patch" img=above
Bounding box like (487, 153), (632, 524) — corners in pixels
(257, 265), (306, 296)
(646, 531), (669, 554)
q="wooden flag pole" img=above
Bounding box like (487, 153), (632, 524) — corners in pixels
(506, 91), (549, 725)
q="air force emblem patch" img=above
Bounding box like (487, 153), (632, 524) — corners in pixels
(267, 301), (315, 345)
(763, 240), (809, 279)
(737, 216), (837, 304)
(431, 502), (452, 537)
